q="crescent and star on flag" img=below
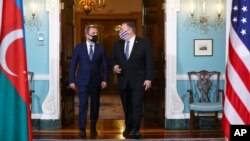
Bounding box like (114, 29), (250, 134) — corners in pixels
(0, 29), (24, 77)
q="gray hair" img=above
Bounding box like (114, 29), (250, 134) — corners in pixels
(122, 21), (136, 33)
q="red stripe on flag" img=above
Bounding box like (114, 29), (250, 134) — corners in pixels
(223, 1), (250, 139)
(0, 0), (32, 140)
(225, 73), (250, 123)
(0, 0), (29, 104)
(223, 39), (250, 138)
(222, 113), (231, 138)
(228, 40), (250, 92)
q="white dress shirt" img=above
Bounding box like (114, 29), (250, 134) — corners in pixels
(86, 41), (95, 55)
(124, 35), (135, 58)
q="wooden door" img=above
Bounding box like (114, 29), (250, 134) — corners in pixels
(75, 14), (142, 94)
(73, 14), (142, 119)
(60, 0), (75, 127)
(142, 0), (165, 127)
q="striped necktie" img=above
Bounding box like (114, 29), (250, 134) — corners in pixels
(89, 44), (94, 60)
(125, 41), (130, 60)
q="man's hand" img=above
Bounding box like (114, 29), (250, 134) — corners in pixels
(143, 80), (152, 91)
(69, 83), (76, 90)
(101, 81), (107, 89)
(113, 65), (122, 74)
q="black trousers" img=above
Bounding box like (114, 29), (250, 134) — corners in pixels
(119, 82), (145, 132)
(78, 85), (100, 131)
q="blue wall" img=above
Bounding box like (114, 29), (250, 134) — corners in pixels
(22, 0), (227, 115)
(177, 0), (226, 113)
(24, 0), (49, 113)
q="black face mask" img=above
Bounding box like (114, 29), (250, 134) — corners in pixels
(89, 35), (98, 43)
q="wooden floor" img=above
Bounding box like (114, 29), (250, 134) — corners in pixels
(33, 119), (225, 140)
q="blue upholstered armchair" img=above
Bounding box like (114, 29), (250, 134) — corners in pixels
(187, 70), (224, 130)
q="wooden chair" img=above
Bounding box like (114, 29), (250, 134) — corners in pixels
(187, 70), (224, 130)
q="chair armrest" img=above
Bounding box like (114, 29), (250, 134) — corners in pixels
(217, 89), (224, 103)
(187, 89), (194, 103)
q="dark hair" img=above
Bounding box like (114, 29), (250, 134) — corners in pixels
(84, 25), (97, 34)
(122, 21), (136, 33)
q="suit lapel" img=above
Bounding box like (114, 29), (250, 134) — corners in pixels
(82, 42), (91, 61)
(119, 40), (127, 60)
(92, 44), (97, 61)
(128, 37), (139, 60)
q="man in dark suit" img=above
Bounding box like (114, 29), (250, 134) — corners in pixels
(110, 21), (154, 139)
(69, 25), (108, 137)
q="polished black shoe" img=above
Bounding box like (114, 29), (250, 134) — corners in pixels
(122, 129), (131, 137)
(79, 130), (86, 138)
(91, 120), (98, 136)
(91, 129), (98, 136)
(132, 131), (141, 139)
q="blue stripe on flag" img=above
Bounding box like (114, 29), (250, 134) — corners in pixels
(231, 0), (250, 51)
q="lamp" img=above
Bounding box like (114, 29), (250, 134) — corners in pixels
(186, 0), (224, 34)
(31, 0), (36, 19)
(75, 0), (107, 15)
(24, 0), (41, 31)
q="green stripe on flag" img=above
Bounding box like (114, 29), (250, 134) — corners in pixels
(0, 71), (29, 141)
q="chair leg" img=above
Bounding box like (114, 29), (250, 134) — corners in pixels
(214, 112), (218, 128)
(190, 110), (195, 131)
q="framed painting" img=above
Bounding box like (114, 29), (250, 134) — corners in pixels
(194, 39), (213, 56)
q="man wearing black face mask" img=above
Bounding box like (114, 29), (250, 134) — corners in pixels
(69, 25), (108, 138)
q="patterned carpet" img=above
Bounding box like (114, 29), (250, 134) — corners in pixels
(74, 93), (124, 119)
(98, 93), (124, 119)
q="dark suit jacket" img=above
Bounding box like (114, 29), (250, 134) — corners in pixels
(110, 36), (154, 89)
(69, 42), (108, 87)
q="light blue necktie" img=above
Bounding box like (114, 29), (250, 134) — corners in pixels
(125, 41), (130, 60)
(89, 44), (94, 60)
